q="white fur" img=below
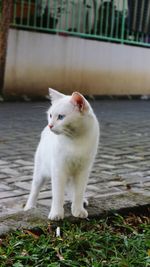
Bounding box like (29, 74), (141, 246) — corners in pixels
(24, 89), (99, 220)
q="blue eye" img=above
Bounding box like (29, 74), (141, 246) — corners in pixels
(57, 114), (65, 120)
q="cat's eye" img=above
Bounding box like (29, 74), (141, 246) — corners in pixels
(57, 114), (65, 120)
(50, 114), (52, 118)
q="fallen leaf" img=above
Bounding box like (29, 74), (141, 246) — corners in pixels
(21, 249), (29, 256)
(147, 249), (150, 257)
(126, 184), (131, 190)
(56, 249), (64, 261)
(24, 227), (45, 239)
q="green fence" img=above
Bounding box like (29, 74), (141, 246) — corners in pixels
(11, 0), (150, 47)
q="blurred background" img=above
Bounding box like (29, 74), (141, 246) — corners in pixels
(1, 0), (150, 99)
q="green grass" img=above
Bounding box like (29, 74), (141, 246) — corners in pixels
(0, 213), (150, 267)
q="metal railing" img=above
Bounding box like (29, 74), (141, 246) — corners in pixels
(11, 0), (150, 47)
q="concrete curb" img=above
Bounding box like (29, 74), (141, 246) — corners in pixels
(0, 195), (149, 236)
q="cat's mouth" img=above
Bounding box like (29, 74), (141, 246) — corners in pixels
(50, 127), (73, 137)
(49, 128), (60, 135)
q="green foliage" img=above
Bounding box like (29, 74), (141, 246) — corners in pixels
(0, 214), (150, 267)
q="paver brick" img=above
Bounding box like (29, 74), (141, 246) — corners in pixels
(0, 184), (12, 191)
(0, 191), (24, 199)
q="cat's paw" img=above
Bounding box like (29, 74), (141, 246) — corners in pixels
(24, 204), (36, 211)
(48, 209), (64, 221)
(72, 207), (88, 218)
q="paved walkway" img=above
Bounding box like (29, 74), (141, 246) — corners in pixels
(0, 100), (150, 218)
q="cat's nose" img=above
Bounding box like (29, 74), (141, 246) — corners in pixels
(49, 124), (54, 129)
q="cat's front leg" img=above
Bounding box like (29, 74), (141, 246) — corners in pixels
(24, 173), (45, 211)
(24, 145), (45, 211)
(48, 172), (66, 221)
(71, 172), (89, 218)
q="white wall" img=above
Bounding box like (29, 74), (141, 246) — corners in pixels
(4, 29), (150, 97)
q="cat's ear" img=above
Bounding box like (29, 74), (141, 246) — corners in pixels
(71, 92), (88, 112)
(49, 88), (64, 104)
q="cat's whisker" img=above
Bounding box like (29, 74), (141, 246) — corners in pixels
(63, 129), (73, 138)
(62, 127), (73, 135)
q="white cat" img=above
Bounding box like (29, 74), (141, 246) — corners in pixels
(24, 89), (99, 220)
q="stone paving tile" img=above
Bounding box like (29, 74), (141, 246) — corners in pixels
(0, 100), (150, 216)
(0, 190), (25, 199)
(0, 184), (13, 191)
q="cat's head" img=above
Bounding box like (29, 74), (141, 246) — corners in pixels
(47, 88), (91, 137)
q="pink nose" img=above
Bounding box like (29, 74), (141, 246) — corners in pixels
(49, 124), (53, 129)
